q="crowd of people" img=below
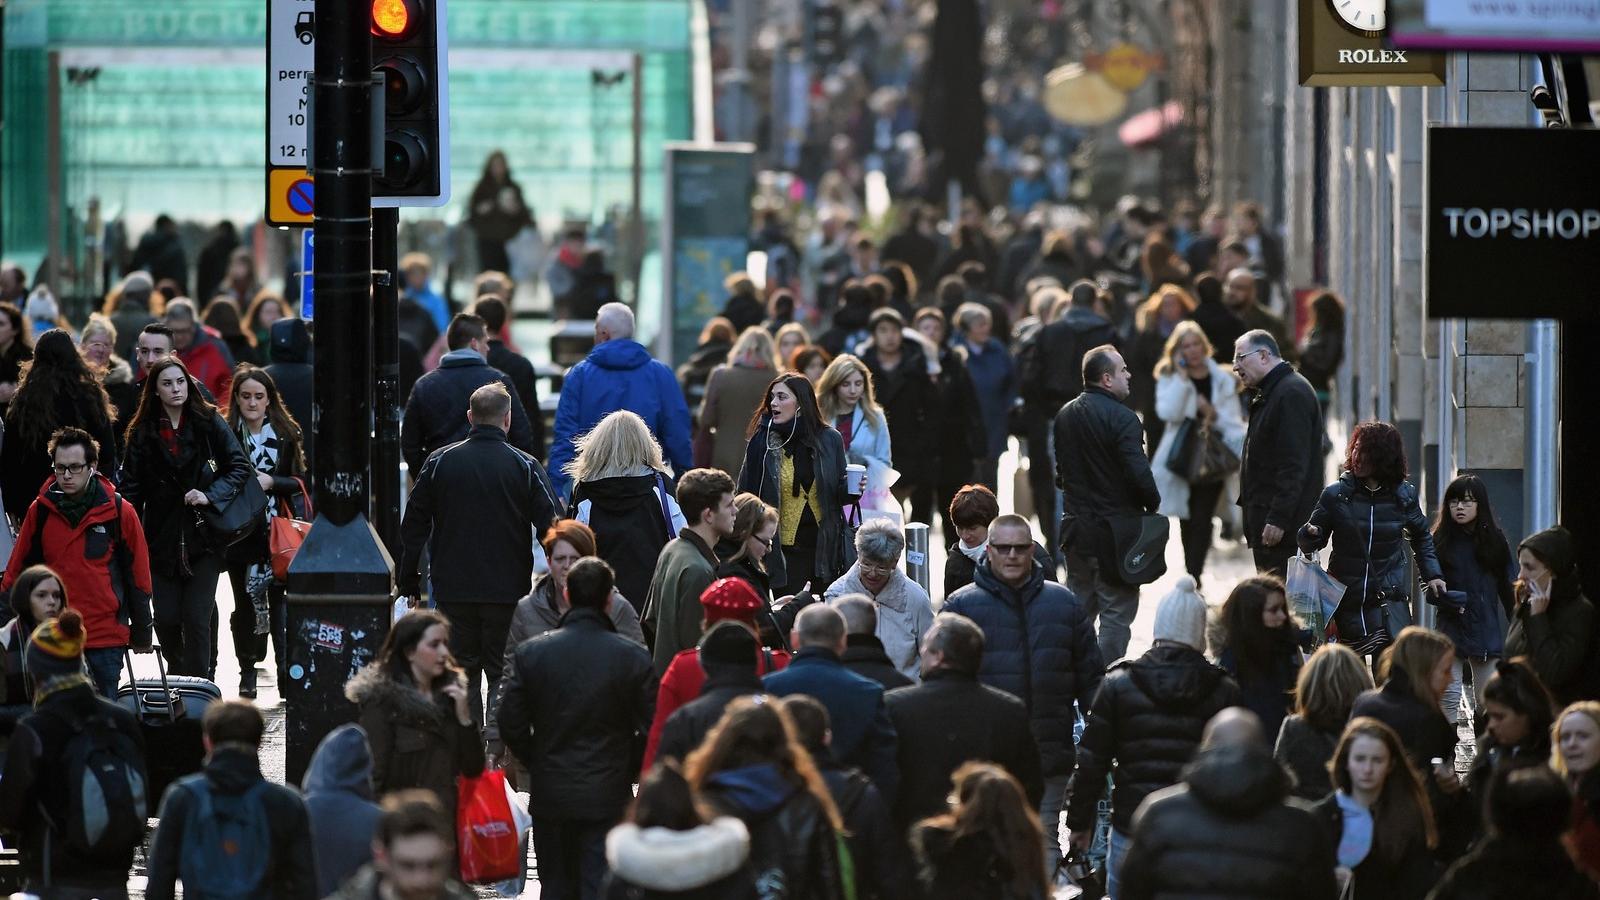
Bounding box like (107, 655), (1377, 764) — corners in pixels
(0, 170), (1591, 900)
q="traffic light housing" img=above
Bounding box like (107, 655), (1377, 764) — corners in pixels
(371, 0), (450, 206)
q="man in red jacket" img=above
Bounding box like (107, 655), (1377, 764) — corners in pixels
(164, 297), (234, 403)
(3, 427), (153, 696)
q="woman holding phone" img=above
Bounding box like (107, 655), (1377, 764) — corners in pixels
(1502, 526), (1595, 706)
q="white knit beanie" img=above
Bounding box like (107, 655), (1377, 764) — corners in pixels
(1151, 575), (1208, 652)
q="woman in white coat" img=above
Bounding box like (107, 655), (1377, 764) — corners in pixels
(816, 353), (898, 523)
(1152, 320), (1247, 582)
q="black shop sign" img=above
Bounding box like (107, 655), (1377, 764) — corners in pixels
(1428, 127), (1600, 319)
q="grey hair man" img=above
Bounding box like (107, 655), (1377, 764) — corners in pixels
(830, 594), (913, 689)
(823, 518), (934, 682)
(1232, 328), (1322, 577)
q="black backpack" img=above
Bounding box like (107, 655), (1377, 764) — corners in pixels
(45, 705), (149, 867)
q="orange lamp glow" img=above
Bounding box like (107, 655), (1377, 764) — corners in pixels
(371, 0), (413, 37)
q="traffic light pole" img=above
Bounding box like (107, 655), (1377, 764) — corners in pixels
(372, 205), (402, 556)
(284, 0), (394, 786)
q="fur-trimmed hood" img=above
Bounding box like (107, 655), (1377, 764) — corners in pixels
(102, 355), (135, 385)
(605, 817), (749, 891)
(343, 663), (450, 725)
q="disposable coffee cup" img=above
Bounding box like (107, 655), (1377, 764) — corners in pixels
(846, 464), (867, 494)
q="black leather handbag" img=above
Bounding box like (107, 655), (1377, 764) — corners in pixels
(196, 473), (267, 547)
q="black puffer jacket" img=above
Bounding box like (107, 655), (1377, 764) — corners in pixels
(941, 560), (1104, 777)
(943, 540), (1055, 598)
(1299, 473), (1443, 642)
(1053, 386), (1161, 562)
(1120, 744), (1338, 900)
(119, 408), (251, 578)
(1274, 713), (1341, 801)
(1067, 643), (1239, 834)
(861, 340), (939, 486)
(497, 607), (655, 823)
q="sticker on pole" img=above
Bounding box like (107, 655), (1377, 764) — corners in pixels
(268, 168), (314, 226)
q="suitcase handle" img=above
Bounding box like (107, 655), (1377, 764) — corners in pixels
(124, 644), (182, 722)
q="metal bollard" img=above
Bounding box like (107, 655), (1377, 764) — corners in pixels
(904, 522), (931, 598)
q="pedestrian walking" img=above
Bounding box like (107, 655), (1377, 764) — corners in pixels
(737, 373), (855, 596)
(783, 694), (910, 900)
(1067, 576), (1238, 896)
(549, 303), (693, 497)
(942, 514), (1104, 871)
(2, 427), (152, 696)
(1465, 659), (1555, 805)
(1351, 628), (1461, 792)
(861, 309), (939, 513)
(1187, 273), (1246, 367)
(327, 790), (478, 900)
(397, 383), (558, 724)
(1554, 702), (1600, 879)
(263, 317), (314, 465)
(1298, 289), (1346, 422)
(1127, 285), (1196, 456)
(467, 151), (535, 275)
(1313, 717), (1439, 900)
(908, 762), (1050, 900)
(163, 298), (235, 402)
(1, 329), (121, 519)
(679, 318), (736, 424)
(1121, 708), (1338, 900)
(145, 701), (316, 900)
(792, 346), (832, 385)
(643, 468), (737, 672)
(0, 301), (32, 421)
(822, 518), (935, 681)
(1504, 526), (1596, 706)
(302, 723), (383, 898)
(652, 621), (769, 768)
(885, 613), (1042, 830)
(1055, 344), (1161, 663)
(1212, 574), (1306, 740)
(0, 565), (68, 721)
(79, 314), (140, 447)
(714, 492), (779, 609)
(471, 295), (545, 459)
(831, 595), (914, 690)
(565, 410), (689, 613)
(202, 298), (259, 367)
(951, 303), (1016, 492)
(719, 273), (766, 335)
(911, 308), (985, 536)
(1301, 421), (1446, 659)
(498, 557), (656, 900)
(1274, 643), (1373, 801)
(1151, 321), (1246, 582)
(0, 609), (149, 898)
(1223, 267), (1295, 364)
(687, 696), (849, 900)
(345, 610), (486, 813)
(1428, 474), (1517, 724)
(1232, 329), (1322, 576)
(1431, 766), (1600, 900)
(941, 483), (1055, 597)
(119, 356), (250, 678)
(242, 291), (288, 362)
(696, 327), (782, 476)
(641, 578), (791, 773)
(763, 604), (901, 803)
(105, 273), (156, 364)
(775, 322), (810, 369)
(401, 313), (539, 474)
(600, 761), (755, 900)
(816, 354), (894, 517)
(222, 366), (307, 698)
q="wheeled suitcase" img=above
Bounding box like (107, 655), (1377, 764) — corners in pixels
(115, 647), (221, 805)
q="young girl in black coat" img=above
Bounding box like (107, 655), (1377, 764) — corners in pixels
(1428, 474), (1517, 728)
(1213, 575), (1307, 741)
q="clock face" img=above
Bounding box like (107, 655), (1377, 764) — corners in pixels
(1330, 0), (1385, 33)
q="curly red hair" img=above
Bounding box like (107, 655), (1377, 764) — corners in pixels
(1343, 421), (1408, 487)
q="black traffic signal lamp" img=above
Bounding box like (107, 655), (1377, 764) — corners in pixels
(370, 0), (449, 204)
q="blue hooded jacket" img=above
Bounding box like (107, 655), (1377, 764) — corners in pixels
(302, 724), (382, 897)
(549, 339), (693, 496)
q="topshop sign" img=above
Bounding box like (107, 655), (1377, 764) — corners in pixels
(1428, 127), (1600, 319)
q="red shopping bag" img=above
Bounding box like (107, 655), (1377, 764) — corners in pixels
(456, 770), (522, 884)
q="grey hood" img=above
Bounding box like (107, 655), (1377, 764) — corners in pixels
(302, 722), (376, 799)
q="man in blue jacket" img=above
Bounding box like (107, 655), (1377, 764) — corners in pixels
(764, 604), (900, 805)
(549, 302), (693, 497)
(942, 514), (1104, 874)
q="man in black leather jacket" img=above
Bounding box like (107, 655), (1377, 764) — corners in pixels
(1054, 345), (1161, 663)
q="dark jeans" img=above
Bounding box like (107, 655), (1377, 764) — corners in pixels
(1179, 481), (1227, 577)
(226, 564), (288, 683)
(152, 553), (223, 677)
(436, 601), (516, 727)
(530, 816), (609, 900)
(1024, 417), (1057, 549)
(84, 646), (124, 698)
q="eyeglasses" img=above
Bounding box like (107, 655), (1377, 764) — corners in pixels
(990, 543), (1033, 556)
(1232, 348), (1267, 364)
(752, 535), (775, 549)
(859, 562), (896, 576)
(52, 463), (89, 476)
(1448, 498), (1477, 507)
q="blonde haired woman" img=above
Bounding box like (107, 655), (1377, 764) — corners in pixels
(815, 353), (896, 519)
(564, 410), (688, 613)
(775, 322), (810, 371)
(697, 327), (782, 476)
(1152, 320), (1246, 581)
(1555, 702), (1600, 877)
(78, 313), (140, 437)
(1275, 643), (1375, 800)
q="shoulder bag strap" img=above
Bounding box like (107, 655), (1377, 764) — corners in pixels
(655, 472), (676, 542)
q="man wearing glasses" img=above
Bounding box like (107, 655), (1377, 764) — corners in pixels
(2, 426), (153, 697)
(163, 297), (235, 402)
(1232, 329), (1323, 577)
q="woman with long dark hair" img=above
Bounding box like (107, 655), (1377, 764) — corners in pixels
(1314, 717), (1439, 899)
(202, 297), (259, 367)
(344, 609), (484, 812)
(1299, 421), (1446, 661)
(0, 300), (32, 420)
(0, 565), (67, 724)
(910, 761), (1049, 900)
(736, 373), (854, 596)
(222, 365), (307, 698)
(1466, 658), (1555, 804)
(1212, 574), (1306, 739)
(119, 356), (250, 677)
(1, 329), (120, 520)
(686, 696), (847, 900)
(1428, 473), (1517, 726)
